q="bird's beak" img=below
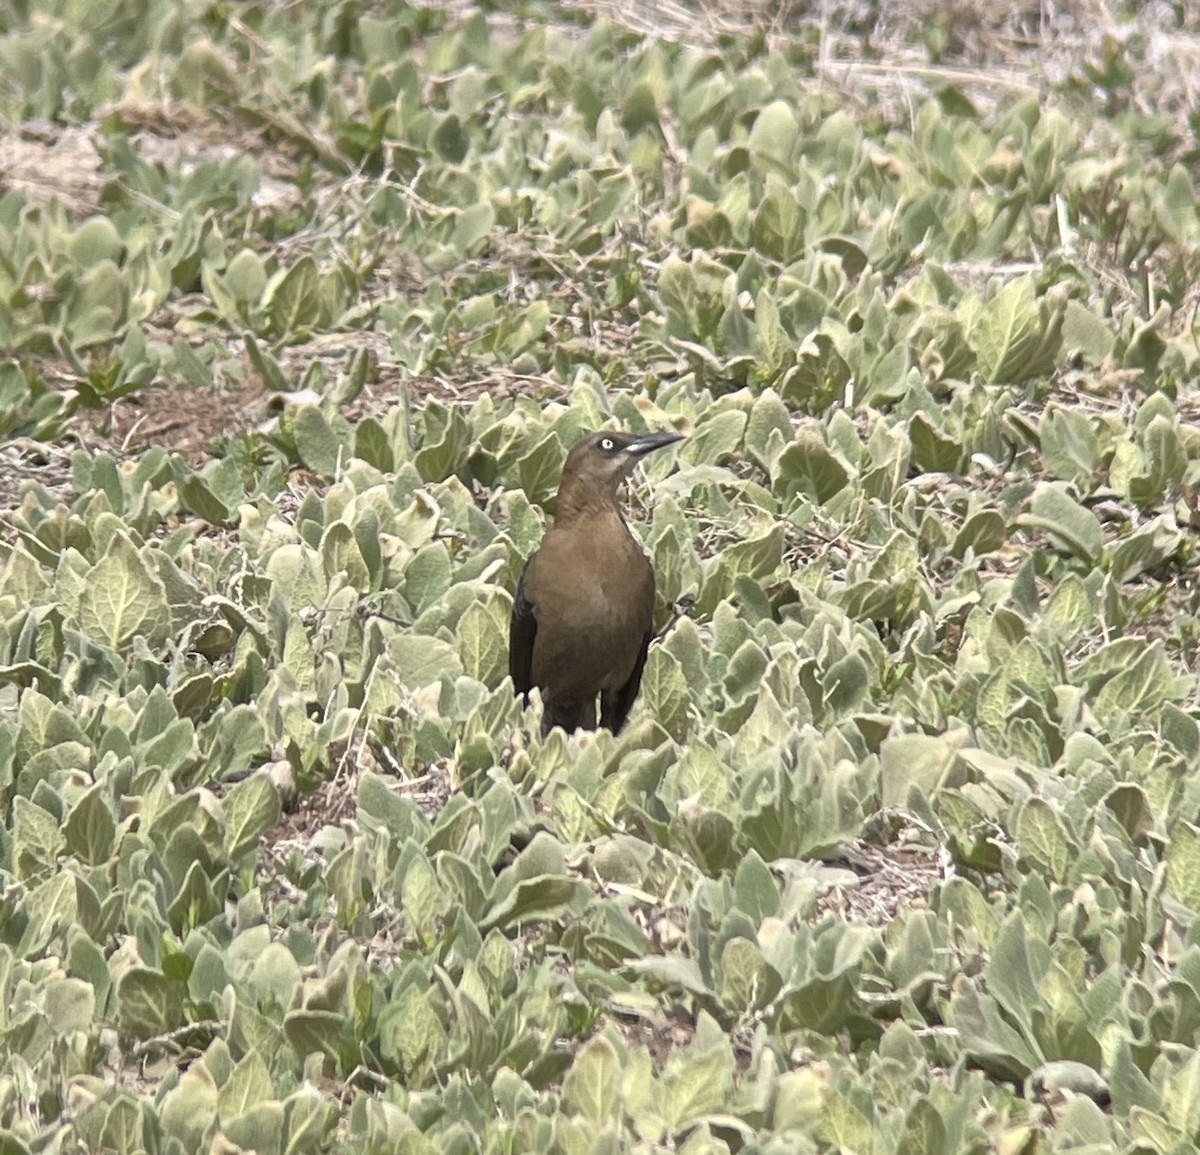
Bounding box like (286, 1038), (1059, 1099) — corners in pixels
(625, 430), (685, 457)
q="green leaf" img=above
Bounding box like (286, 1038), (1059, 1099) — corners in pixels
(62, 785), (115, 866)
(282, 1010), (348, 1073)
(1110, 1040), (1161, 1117)
(117, 968), (185, 1039)
(753, 174), (806, 261)
(950, 509), (1006, 559)
(293, 405), (344, 478)
(265, 255), (321, 339)
(820, 1088), (874, 1152)
(385, 632), (463, 688)
(821, 651), (870, 715)
(1162, 1049), (1200, 1138)
(748, 100), (799, 174)
(880, 735), (956, 808)
(402, 854), (442, 945)
(696, 524), (784, 617)
(908, 411), (963, 473)
(1016, 798), (1073, 883)
(320, 521), (370, 590)
(1092, 640), (1171, 729)
(896, 1099), (948, 1155)
(1162, 704), (1200, 759)
(354, 417), (394, 472)
(247, 941), (301, 1011)
(13, 795), (65, 877)
(452, 202), (496, 253)
(773, 425), (852, 503)
(14, 872), (76, 958)
(1159, 163), (1198, 242)
(680, 411), (748, 467)
(951, 977), (1041, 1081)
(225, 248), (267, 302)
(244, 333), (289, 393)
(1044, 573), (1093, 638)
(563, 1035), (621, 1124)
(225, 773), (282, 860)
(377, 981), (447, 1073)
(352, 506), (383, 587)
(755, 291), (791, 372)
(988, 909), (1047, 1030)
(1040, 405), (1098, 490)
(1167, 821), (1200, 913)
(217, 1051), (273, 1118)
(458, 595), (510, 685)
(1020, 483), (1102, 562)
(660, 1034), (734, 1129)
(159, 1063), (218, 1151)
(1142, 414), (1186, 497)
(516, 433), (563, 509)
(203, 704), (267, 781)
(719, 937), (778, 1012)
(69, 216), (123, 265)
(1108, 516), (1182, 583)
(1061, 299), (1115, 362)
(733, 850), (779, 923)
(414, 405), (470, 482)
(180, 474), (234, 524)
(967, 275), (1060, 383)
(480, 876), (584, 932)
(79, 534), (170, 649)
(405, 543), (452, 617)
(640, 646), (690, 741)
(167, 860), (225, 933)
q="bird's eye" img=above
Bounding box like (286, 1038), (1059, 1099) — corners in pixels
(599, 437), (615, 451)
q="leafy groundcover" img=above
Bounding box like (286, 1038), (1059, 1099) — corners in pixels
(4, 0), (1200, 1152)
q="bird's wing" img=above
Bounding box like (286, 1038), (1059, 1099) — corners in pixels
(601, 628), (652, 733)
(509, 559), (537, 696)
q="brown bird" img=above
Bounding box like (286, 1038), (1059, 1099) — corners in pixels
(509, 429), (684, 734)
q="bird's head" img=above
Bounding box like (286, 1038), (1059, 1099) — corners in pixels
(556, 429), (684, 514)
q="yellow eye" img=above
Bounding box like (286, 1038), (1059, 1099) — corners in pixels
(599, 437), (615, 451)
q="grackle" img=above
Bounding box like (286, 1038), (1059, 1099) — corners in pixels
(509, 429), (684, 734)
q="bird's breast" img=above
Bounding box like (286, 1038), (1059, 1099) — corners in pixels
(526, 522), (654, 699)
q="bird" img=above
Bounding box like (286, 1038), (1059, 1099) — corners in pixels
(509, 429), (684, 735)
